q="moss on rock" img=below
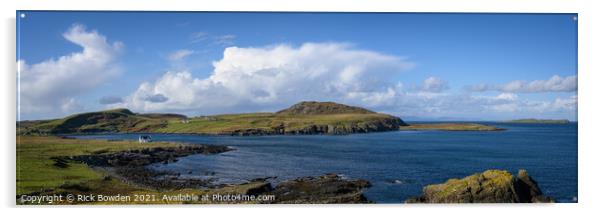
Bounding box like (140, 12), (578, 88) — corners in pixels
(406, 169), (554, 203)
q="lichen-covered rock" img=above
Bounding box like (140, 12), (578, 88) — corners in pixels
(405, 169), (554, 203)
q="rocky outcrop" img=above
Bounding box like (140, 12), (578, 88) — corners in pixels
(405, 169), (554, 203)
(285, 118), (405, 135)
(269, 173), (372, 204)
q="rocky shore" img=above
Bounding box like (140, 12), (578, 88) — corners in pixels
(270, 173), (372, 203)
(60, 145), (372, 203)
(406, 169), (554, 203)
(61, 145), (232, 190)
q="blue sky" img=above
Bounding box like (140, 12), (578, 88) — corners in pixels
(17, 12), (578, 121)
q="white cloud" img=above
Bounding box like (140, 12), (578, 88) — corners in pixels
(495, 93), (517, 101)
(18, 24), (122, 118)
(121, 42), (413, 113)
(420, 76), (449, 92)
(468, 75), (577, 93)
(113, 42), (576, 121)
(167, 49), (194, 61)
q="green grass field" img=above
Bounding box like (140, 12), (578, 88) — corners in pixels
(16, 136), (180, 195)
(16, 136), (271, 204)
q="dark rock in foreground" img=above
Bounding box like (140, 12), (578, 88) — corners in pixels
(406, 169), (554, 203)
(268, 173), (372, 204)
(65, 145), (233, 190)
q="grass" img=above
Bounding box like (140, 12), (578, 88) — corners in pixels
(17, 109), (167, 135)
(157, 113), (396, 134)
(19, 107), (400, 135)
(16, 136), (179, 196)
(399, 123), (503, 131)
(16, 135), (275, 204)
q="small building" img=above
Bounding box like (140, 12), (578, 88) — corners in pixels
(138, 135), (152, 143)
(181, 118), (190, 124)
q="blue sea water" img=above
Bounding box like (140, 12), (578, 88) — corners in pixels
(71, 122), (578, 203)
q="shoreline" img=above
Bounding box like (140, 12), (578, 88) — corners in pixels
(17, 135), (373, 204)
(55, 122), (505, 138)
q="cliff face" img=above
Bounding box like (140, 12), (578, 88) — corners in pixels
(406, 169), (554, 203)
(226, 117), (404, 136)
(284, 117), (404, 135)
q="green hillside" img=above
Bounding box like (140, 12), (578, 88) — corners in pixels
(18, 101), (406, 135)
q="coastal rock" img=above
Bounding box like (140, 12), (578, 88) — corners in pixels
(68, 145), (232, 167)
(63, 145), (232, 190)
(405, 169), (554, 203)
(270, 173), (372, 204)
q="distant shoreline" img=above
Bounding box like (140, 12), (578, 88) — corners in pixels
(501, 119), (571, 124)
(399, 123), (504, 131)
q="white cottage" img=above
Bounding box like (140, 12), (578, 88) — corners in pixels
(138, 135), (152, 143)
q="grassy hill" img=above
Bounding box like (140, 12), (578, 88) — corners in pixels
(17, 108), (177, 135)
(18, 102), (406, 135)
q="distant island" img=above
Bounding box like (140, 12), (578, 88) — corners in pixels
(504, 118), (571, 124)
(399, 123), (504, 131)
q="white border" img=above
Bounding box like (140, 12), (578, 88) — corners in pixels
(2, 0), (601, 215)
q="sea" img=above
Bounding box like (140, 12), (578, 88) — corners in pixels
(70, 122), (578, 203)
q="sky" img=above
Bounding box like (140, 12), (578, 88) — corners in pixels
(16, 12), (578, 121)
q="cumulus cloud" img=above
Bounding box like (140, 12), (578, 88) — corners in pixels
(117, 42), (576, 120)
(120, 42), (413, 113)
(167, 49), (194, 61)
(99, 96), (123, 105)
(467, 75), (577, 93)
(18, 24), (122, 117)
